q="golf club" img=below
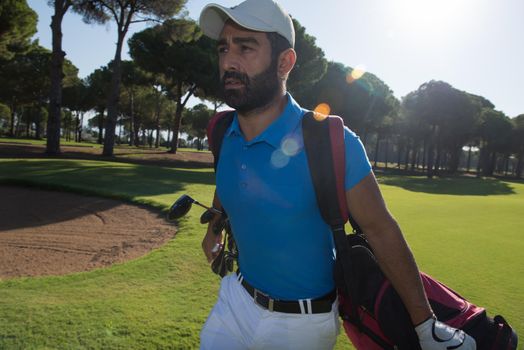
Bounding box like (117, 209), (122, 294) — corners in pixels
(167, 194), (222, 223)
(167, 194), (236, 277)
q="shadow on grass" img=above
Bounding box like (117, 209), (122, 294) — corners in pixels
(0, 159), (215, 204)
(379, 176), (515, 196)
(0, 144), (213, 169)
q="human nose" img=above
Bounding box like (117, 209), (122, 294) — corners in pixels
(220, 50), (240, 73)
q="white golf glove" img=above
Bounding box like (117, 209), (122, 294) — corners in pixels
(415, 316), (476, 350)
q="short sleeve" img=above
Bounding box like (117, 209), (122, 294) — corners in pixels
(344, 127), (372, 191)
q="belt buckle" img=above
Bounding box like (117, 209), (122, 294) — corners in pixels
(254, 289), (274, 312)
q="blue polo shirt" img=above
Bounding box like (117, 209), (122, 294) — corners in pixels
(216, 94), (371, 300)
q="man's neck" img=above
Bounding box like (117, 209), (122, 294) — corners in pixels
(237, 92), (288, 141)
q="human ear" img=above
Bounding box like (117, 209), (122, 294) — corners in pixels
(278, 48), (297, 79)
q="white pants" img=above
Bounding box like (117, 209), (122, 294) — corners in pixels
(200, 273), (340, 350)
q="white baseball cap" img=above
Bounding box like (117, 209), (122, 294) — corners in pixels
(199, 0), (295, 47)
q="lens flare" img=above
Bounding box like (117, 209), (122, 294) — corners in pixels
(281, 136), (300, 156)
(346, 64), (366, 84)
(270, 149), (290, 168)
(313, 103), (330, 121)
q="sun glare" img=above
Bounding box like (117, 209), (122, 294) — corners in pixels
(396, 0), (463, 21)
(389, 0), (470, 39)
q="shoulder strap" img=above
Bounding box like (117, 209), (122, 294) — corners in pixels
(302, 112), (364, 234)
(302, 112), (349, 228)
(207, 110), (235, 171)
(302, 111), (363, 326)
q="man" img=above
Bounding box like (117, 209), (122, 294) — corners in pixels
(198, 0), (476, 349)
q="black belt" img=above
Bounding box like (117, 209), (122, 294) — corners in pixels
(237, 273), (336, 314)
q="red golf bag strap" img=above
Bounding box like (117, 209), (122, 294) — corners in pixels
(329, 116), (349, 224)
(207, 110), (235, 171)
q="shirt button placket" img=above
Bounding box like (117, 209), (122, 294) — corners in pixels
(240, 144), (248, 190)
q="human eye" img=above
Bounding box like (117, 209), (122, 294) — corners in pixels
(217, 45), (228, 54)
(241, 45), (254, 53)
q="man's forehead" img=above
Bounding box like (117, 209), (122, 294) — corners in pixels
(218, 20), (268, 41)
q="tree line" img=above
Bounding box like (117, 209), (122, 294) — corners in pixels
(1, 0), (523, 178)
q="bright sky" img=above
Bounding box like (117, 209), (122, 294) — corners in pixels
(28, 0), (524, 117)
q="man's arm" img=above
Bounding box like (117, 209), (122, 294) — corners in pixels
(201, 190), (224, 263)
(346, 172), (432, 325)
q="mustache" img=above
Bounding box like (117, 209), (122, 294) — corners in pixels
(221, 71), (250, 86)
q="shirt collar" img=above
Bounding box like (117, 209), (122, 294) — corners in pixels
(225, 93), (306, 148)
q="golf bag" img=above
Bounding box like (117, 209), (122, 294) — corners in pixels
(207, 111), (518, 350)
(302, 113), (518, 350)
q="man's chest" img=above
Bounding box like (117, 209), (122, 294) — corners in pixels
(216, 135), (318, 218)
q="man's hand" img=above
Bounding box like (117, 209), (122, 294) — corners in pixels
(202, 218), (223, 263)
(415, 317), (476, 350)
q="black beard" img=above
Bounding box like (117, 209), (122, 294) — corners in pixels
(220, 62), (281, 114)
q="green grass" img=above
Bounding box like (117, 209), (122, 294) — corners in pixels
(0, 137), (101, 148)
(0, 137), (210, 158)
(0, 137), (208, 153)
(0, 159), (218, 350)
(0, 159), (214, 210)
(0, 159), (523, 350)
(380, 176), (524, 306)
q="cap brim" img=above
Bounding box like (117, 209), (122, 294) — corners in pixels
(199, 3), (277, 40)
